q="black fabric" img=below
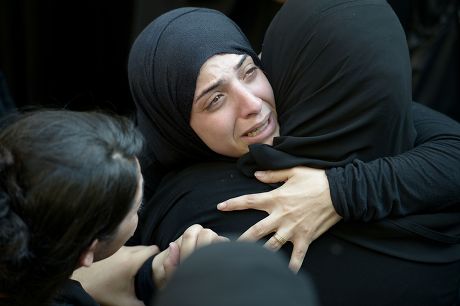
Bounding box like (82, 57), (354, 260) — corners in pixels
(153, 242), (319, 306)
(238, 0), (416, 173)
(0, 71), (16, 117)
(137, 108), (460, 304)
(233, 0), (460, 260)
(134, 255), (156, 306)
(137, 104), (460, 262)
(134, 0), (460, 303)
(51, 280), (99, 306)
(128, 7), (260, 198)
(328, 103), (460, 222)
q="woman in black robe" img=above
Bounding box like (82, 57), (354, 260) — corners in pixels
(128, 1), (460, 304)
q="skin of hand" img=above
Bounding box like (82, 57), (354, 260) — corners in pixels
(152, 224), (229, 289)
(217, 166), (342, 273)
(72, 245), (159, 306)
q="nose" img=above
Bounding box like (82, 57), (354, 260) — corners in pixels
(233, 83), (262, 118)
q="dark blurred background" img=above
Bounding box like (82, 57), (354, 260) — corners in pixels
(0, 0), (459, 121)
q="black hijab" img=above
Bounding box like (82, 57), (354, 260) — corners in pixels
(128, 8), (261, 189)
(134, 2), (459, 303)
(238, 0), (416, 174)
(154, 242), (318, 306)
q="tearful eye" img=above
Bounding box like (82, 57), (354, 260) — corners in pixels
(243, 67), (258, 80)
(206, 94), (224, 111)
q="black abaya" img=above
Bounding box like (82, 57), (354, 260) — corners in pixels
(138, 104), (460, 305)
(134, 0), (460, 304)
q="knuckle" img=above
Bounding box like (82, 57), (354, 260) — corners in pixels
(252, 222), (266, 237)
(294, 248), (306, 260)
(202, 228), (216, 236)
(183, 224), (202, 237)
(245, 195), (257, 207)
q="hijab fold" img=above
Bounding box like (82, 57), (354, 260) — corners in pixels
(238, 0), (416, 175)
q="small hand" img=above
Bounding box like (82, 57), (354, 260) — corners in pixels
(217, 166), (341, 272)
(72, 245), (159, 306)
(152, 224), (229, 288)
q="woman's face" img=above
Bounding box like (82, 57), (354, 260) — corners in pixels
(94, 160), (143, 261)
(190, 54), (280, 157)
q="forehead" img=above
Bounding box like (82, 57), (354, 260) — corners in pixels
(200, 53), (249, 76)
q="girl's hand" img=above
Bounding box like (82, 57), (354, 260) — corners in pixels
(152, 224), (229, 288)
(72, 245), (159, 306)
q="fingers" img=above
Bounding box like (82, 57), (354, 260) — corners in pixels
(288, 240), (310, 273)
(264, 231), (290, 252)
(179, 224), (204, 263)
(254, 168), (295, 184)
(130, 245), (160, 271)
(196, 228), (221, 248)
(217, 191), (272, 212)
(179, 224), (227, 263)
(238, 215), (277, 242)
(131, 245), (159, 258)
(163, 242), (180, 279)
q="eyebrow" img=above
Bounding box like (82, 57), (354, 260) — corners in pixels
(194, 55), (249, 103)
(194, 80), (223, 103)
(234, 54), (248, 71)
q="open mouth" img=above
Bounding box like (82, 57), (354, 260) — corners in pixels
(246, 118), (270, 137)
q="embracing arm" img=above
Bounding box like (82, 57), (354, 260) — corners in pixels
(218, 103), (460, 272)
(328, 102), (460, 221)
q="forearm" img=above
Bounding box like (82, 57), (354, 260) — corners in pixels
(327, 103), (460, 221)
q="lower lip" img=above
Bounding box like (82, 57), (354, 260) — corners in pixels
(242, 113), (277, 145)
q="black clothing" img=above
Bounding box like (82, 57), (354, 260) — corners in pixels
(138, 102), (460, 251)
(133, 1), (460, 304)
(51, 280), (98, 306)
(240, 0), (415, 172)
(134, 255), (156, 306)
(154, 242), (319, 306)
(136, 105), (460, 306)
(329, 103), (460, 222)
(236, 0), (460, 262)
(128, 8), (260, 199)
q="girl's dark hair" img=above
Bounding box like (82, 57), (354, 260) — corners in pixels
(0, 110), (143, 305)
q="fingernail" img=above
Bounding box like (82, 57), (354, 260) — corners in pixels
(217, 202), (227, 210)
(254, 171), (264, 178)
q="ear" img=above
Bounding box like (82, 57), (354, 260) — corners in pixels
(78, 239), (99, 268)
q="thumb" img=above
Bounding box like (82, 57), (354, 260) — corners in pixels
(132, 245), (159, 269)
(254, 168), (294, 184)
(163, 242), (180, 278)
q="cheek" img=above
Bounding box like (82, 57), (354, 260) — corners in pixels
(117, 213), (138, 244)
(121, 213), (138, 241)
(130, 214), (139, 235)
(192, 113), (235, 144)
(255, 76), (276, 108)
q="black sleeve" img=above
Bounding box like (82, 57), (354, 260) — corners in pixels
(134, 255), (156, 306)
(327, 103), (460, 221)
